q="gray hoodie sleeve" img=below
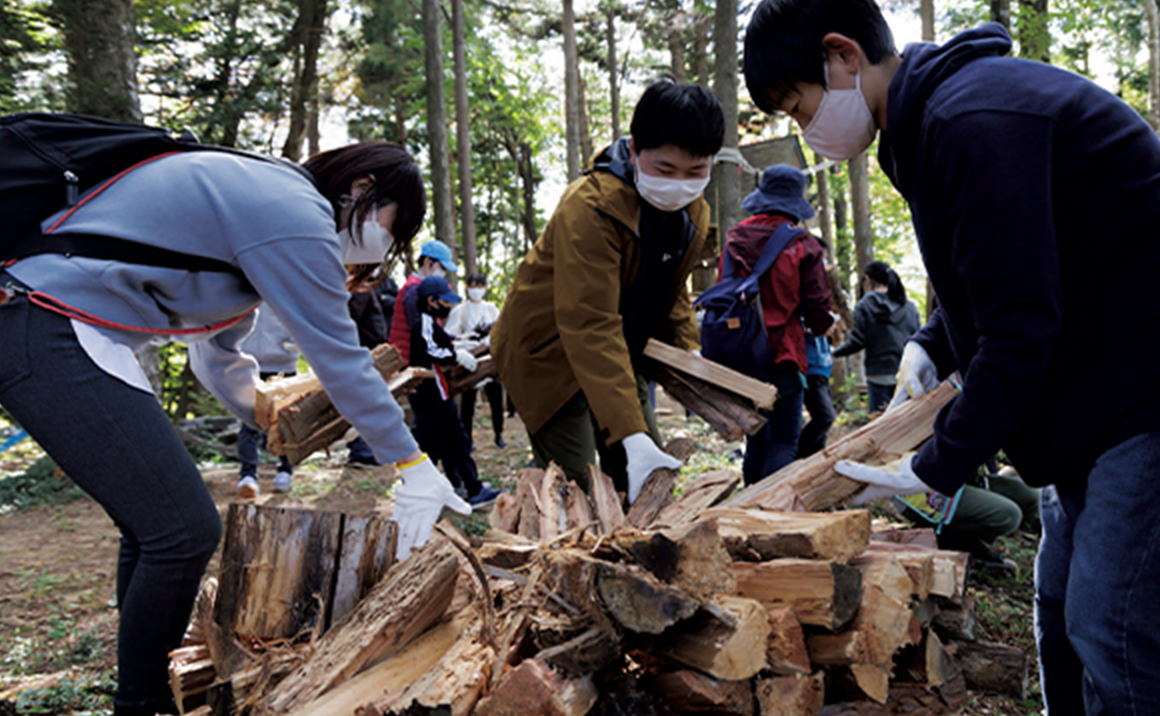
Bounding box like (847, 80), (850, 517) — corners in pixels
(232, 236), (419, 463)
(189, 311), (262, 429)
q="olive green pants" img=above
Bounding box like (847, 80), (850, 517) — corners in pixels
(903, 473), (1041, 551)
(528, 376), (661, 494)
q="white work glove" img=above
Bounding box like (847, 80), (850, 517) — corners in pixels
(391, 454), (471, 560)
(886, 341), (940, 412)
(834, 454), (936, 505)
(623, 432), (683, 505)
(455, 349), (478, 373)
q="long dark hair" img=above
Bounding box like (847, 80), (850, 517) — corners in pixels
(864, 260), (906, 305)
(303, 142), (425, 286)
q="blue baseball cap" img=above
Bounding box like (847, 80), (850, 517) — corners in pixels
(419, 240), (459, 272)
(417, 275), (462, 304)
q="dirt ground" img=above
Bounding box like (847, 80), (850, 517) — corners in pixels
(0, 390), (1043, 715)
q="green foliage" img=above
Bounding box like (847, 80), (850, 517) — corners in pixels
(13, 671), (115, 714)
(0, 457), (83, 513)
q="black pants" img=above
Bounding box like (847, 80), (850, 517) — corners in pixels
(0, 289), (220, 713)
(459, 381), (504, 441)
(409, 382), (482, 496)
(798, 373), (836, 458)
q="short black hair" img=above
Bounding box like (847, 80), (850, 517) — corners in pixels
(744, 0), (898, 114)
(630, 76), (725, 158)
(466, 273), (487, 286)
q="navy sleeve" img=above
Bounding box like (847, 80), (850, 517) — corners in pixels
(913, 111), (1063, 494)
(911, 307), (957, 378)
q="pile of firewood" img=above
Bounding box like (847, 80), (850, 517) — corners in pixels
(170, 382), (1027, 716)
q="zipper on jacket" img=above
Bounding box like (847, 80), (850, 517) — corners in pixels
(9, 126), (79, 207)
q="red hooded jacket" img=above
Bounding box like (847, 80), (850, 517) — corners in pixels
(718, 214), (834, 373)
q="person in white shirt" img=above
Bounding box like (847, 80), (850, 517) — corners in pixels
(445, 273), (506, 449)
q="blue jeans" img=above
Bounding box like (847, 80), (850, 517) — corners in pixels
(867, 381), (895, 414)
(1035, 430), (1160, 715)
(743, 388), (804, 485)
(238, 370), (292, 477)
(0, 287), (220, 713)
(798, 374), (836, 458)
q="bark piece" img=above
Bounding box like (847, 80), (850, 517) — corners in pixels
(649, 670), (755, 716)
(261, 537), (459, 713)
(656, 595), (771, 681)
(764, 606), (810, 676)
(722, 382), (957, 512)
(625, 468), (677, 528)
(705, 507), (870, 563)
(595, 561), (699, 634)
(587, 465), (625, 534)
(733, 559), (862, 630)
(652, 470), (740, 529)
(645, 339), (778, 409)
(473, 659), (598, 716)
(754, 672), (824, 716)
(947, 639), (1028, 699)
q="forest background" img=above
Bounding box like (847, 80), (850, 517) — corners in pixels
(1, 0), (1159, 414)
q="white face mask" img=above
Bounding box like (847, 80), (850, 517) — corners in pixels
(429, 263), (447, 279)
(633, 162), (711, 213)
(338, 212), (394, 265)
(467, 287), (486, 302)
(801, 63), (878, 161)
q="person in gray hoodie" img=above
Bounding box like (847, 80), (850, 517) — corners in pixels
(0, 141), (469, 716)
(832, 260), (921, 413)
(236, 307), (299, 496)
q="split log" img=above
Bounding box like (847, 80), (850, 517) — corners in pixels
(930, 597), (977, 642)
(169, 644), (214, 714)
(947, 639), (1028, 699)
(624, 468), (677, 529)
(595, 560), (699, 634)
(329, 513), (397, 629)
(534, 625), (620, 678)
(539, 465), (569, 541)
(208, 648), (306, 716)
(764, 606), (810, 676)
(869, 525), (938, 549)
(475, 540), (538, 571)
(644, 339), (778, 410)
(651, 470), (740, 529)
(488, 492), (521, 533)
(705, 507), (870, 563)
(855, 546), (933, 601)
(260, 537), (459, 713)
(282, 612), (467, 716)
(897, 630), (955, 688)
(373, 615), (494, 716)
(866, 543), (969, 603)
(722, 382), (958, 513)
(212, 504), (344, 675)
(473, 659), (598, 716)
(664, 518), (737, 601)
(649, 670), (755, 716)
(263, 343), (403, 458)
(733, 559), (862, 630)
(513, 468), (545, 541)
(819, 660), (966, 716)
(754, 672), (824, 716)
(654, 366), (766, 441)
(445, 355), (497, 396)
(586, 465), (625, 534)
(656, 595), (771, 681)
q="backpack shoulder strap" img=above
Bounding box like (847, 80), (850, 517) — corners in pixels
(737, 223), (806, 294)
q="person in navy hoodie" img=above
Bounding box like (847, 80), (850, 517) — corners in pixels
(744, 1), (1160, 713)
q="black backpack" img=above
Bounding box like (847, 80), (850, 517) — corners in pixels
(1, 112), (309, 273)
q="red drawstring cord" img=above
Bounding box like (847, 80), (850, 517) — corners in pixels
(44, 151), (183, 235)
(26, 289), (255, 336)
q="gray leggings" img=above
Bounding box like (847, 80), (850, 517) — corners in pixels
(0, 283), (221, 712)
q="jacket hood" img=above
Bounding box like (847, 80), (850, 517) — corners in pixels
(886, 23), (1012, 145)
(725, 215), (796, 273)
(591, 136), (635, 185)
(861, 290), (910, 323)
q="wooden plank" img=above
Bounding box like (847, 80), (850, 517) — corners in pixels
(654, 367), (766, 441)
(733, 559), (862, 630)
(721, 382), (958, 513)
(645, 339), (778, 410)
(651, 470), (740, 529)
(261, 537), (459, 713)
(705, 507), (870, 563)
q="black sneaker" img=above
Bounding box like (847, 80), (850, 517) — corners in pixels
(494, 436), (507, 449)
(970, 541), (1017, 575)
(347, 454), (379, 469)
(468, 486), (505, 508)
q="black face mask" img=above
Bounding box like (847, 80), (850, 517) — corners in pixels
(429, 303), (451, 320)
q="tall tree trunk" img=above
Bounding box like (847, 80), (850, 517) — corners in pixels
(990, 0), (1011, 29)
(712, 0), (740, 240)
(607, 9), (620, 141)
(1017, 0), (1050, 63)
(813, 153), (835, 252)
(563, 0), (581, 182)
(669, 21), (687, 81)
(519, 142), (537, 250)
(1148, 0), (1160, 131)
(578, 77), (594, 169)
(282, 0), (329, 161)
(307, 97), (321, 156)
(848, 153), (873, 280)
(692, 13), (710, 87)
(54, 0), (141, 123)
(423, 0), (455, 245)
(920, 0), (935, 42)
(452, 0), (477, 274)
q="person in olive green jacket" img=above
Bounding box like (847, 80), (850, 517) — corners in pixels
(491, 77), (724, 504)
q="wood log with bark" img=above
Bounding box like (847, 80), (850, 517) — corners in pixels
(705, 507), (870, 563)
(644, 339), (778, 409)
